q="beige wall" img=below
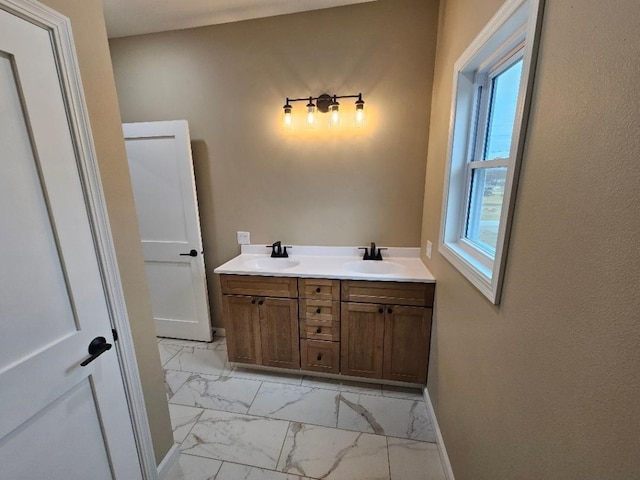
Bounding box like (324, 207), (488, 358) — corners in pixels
(39, 0), (174, 465)
(109, 0), (439, 328)
(421, 0), (640, 479)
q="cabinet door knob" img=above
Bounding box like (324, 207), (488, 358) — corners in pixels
(251, 299), (256, 305)
(387, 308), (393, 314)
(316, 307), (322, 314)
(315, 287), (321, 293)
(316, 353), (323, 361)
(316, 327), (322, 334)
(378, 308), (384, 314)
(258, 300), (264, 306)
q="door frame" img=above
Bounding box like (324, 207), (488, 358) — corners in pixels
(0, 0), (157, 478)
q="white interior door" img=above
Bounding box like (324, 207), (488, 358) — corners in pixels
(124, 120), (212, 342)
(0, 5), (143, 479)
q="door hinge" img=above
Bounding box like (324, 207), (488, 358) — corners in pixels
(112, 328), (119, 342)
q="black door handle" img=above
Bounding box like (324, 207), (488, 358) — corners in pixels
(80, 336), (112, 367)
(180, 249), (198, 257)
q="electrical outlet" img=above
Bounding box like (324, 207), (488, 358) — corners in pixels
(426, 240), (433, 259)
(237, 231), (250, 245)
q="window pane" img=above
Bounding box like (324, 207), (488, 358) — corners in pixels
(483, 59), (523, 160)
(465, 167), (507, 254)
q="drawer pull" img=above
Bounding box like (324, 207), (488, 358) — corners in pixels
(258, 300), (264, 306)
(317, 353), (323, 361)
(316, 307), (322, 314)
(315, 287), (321, 293)
(378, 308), (384, 314)
(316, 327), (322, 334)
(387, 308), (393, 314)
(251, 299), (256, 305)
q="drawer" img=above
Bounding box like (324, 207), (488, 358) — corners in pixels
(301, 339), (340, 373)
(341, 280), (434, 307)
(300, 319), (340, 341)
(298, 278), (340, 301)
(220, 274), (298, 298)
(299, 299), (340, 323)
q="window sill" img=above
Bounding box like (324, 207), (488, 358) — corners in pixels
(439, 241), (499, 304)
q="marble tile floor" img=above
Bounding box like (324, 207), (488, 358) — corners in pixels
(159, 336), (446, 480)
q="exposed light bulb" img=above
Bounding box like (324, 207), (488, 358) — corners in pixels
(329, 96), (340, 127)
(283, 101), (293, 129)
(306, 97), (316, 127)
(355, 94), (365, 128)
(284, 112), (293, 127)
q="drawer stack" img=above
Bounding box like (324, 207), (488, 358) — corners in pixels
(298, 278), (340, 373)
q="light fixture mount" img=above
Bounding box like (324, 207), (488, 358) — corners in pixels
(316, 93), (333, 113)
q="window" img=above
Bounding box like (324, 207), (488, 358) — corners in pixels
(439, 0), (544, 303)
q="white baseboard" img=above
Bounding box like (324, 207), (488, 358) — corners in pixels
(423, 387), (455, 480)
(156, 443), (180, 480)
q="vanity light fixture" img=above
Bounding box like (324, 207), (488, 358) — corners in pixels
(282, 92), (365, 128)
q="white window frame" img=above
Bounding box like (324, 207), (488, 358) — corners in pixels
(439, 0), (544, 304)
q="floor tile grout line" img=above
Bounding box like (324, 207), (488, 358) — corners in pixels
(386, 435), (392, 480)
(175, 408), (205, 451)
(160, 344), (183, 368)
(217, 458), (322, 480)
(178, 401), (436, 444)
(246, 380), (264, 413)
(274, 420), (292, 476)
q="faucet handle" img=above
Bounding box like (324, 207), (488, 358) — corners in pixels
(375, 247), (387, 260)
(358, 246), (371, 260)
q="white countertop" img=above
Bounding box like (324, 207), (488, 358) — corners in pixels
(214, 245), (435, 283)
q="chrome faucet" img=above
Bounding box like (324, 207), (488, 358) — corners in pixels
(359, 242), (387, 261)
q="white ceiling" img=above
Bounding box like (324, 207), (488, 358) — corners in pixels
(103, 0), (377, 38)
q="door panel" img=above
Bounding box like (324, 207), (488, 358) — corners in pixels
(124, 120), (212, 341)
(223, 295), (262, 364)
(125, 136), (189, 242)
(0, 51), (77, 367)
(0, 6), (141, 478)
(259, 298), (300, 369)
(383, 306), (431, 383)
(0, 380), (113, 480)
(146, 261), (200, 327)
(340, 303), (385, 379)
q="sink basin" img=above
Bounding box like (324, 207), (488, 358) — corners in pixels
(343, 260), (404, 275)
(243, 258), (300, 270)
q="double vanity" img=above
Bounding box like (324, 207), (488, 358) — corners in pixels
(214, 245), (435, 385)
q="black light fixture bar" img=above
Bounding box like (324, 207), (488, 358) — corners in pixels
(285, 93), (363, 113)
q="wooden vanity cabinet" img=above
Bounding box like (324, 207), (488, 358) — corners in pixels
(221, 275), (300, 369)
(341, 280), (434, 384)
(221, 274), (434, 384)
(298, 278), (341, 373)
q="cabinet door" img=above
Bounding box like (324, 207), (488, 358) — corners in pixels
(259, 298), (300, 369)
(222, 295), (262, 364)
(383, 305), (431, 383)
(340, 303), (385, 379)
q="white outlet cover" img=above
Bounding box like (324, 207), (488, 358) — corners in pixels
(426, 240), (433, 259)
(237, 231), (250, 245)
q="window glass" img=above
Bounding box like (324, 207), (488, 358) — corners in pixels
(465, 166), (508, 253)
(483, 59), (523, 160)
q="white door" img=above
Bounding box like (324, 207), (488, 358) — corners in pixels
(124, 121), (212, 342)
(0, 5), (143, 480)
